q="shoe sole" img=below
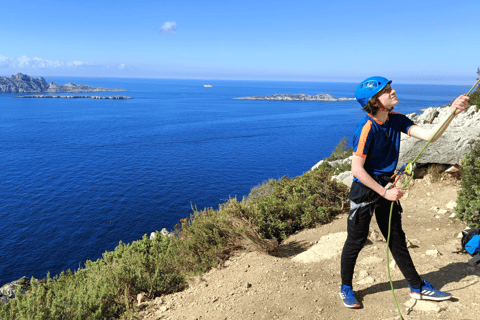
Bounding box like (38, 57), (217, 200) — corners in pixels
(410, 292), (451, 301)
(340, 293), (361, 308)
(343, 302), (361, 308)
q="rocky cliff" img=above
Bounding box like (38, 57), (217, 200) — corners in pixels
(0, 73), (126, 93)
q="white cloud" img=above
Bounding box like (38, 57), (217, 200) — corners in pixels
(0, 55), (127, 72)
(159, 21), (177, 35)
(0, 55), (11, 67)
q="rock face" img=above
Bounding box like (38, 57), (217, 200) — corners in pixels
(0, 277), (32, 303)
(398, 105), (480, 168)
(0, 73), (126, 93)
(234, 94), (356, 101)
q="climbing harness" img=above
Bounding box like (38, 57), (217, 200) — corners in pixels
(386, 77), (480, 319)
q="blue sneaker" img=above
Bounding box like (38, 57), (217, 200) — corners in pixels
(409, 279), (451, 301)
(340, 284), (361, 308)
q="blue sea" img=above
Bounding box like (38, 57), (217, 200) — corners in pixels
(0, 78), (471, 285)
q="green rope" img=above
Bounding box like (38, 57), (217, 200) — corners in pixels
(385, 77), (480, 320)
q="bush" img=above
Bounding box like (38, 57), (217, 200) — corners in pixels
(245, 168), (349, 241)
(168, 199), (264, 274)
(245, 179), (278, 205)
(0, 235), (186, 319)
(469, 80), (480, 110)
(325, 137), (353, 162)
(456, 141), (480, 228)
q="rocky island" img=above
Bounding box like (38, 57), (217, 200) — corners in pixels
(16, 95), (132, 100)
(0, 73), (127, 94)
(234, 93), (356, 101)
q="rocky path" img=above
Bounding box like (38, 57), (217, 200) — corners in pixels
(137, 174), (479, 320)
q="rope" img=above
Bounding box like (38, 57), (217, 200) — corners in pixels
(385, 77), (480, 320)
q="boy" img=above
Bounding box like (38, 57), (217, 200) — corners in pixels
(340, 76), (469, 308)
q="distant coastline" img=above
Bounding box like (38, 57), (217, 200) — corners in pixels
(0, 73), (126, 94)
(16, 95), (132, 100)
(234, 93), (356, 101)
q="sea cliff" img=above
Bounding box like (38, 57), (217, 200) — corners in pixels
(0, 73), (126, 93)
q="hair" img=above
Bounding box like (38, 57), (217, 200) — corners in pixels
(361, 84), (391, 115)
(362, 97), (379, 115)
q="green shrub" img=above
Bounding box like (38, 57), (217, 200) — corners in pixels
(0, 235), (186, 319)
(245, 168), (349, 241)
(456, 141), (480, 228)
(245, 179), (278, 205)
(325, 137), (353, 162)
(169, 202), (247, 274)
(469, 81), (480, 110)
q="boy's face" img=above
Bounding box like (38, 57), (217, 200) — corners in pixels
(375, 84), (398, 109)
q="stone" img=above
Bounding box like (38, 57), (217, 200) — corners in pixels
(137, 292), (147, 305)
(368, 229), (384, 242)
(292, 232), (347, 263)
(331, 171), (354, 188)
(0, 276), (32, 303)
(404, 298), (444, 313)
(356, 276), (375, 285)
(426, 249), (439, 257)
(446, 201), (457, 209)
(389, 258), (397, 269)
(445, 166), (459, 173)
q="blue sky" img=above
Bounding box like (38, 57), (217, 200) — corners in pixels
(1, 0), (479, 84)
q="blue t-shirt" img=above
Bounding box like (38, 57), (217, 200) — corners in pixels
(352, 112), (416, 183)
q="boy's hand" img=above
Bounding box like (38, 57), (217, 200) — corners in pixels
(451, 95), (470, 115)
(384, 186), (405, 201)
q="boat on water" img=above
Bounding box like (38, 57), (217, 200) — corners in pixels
(203, 84), (213, 88)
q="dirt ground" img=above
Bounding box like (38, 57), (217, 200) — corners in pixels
(137, 172), (479, 320)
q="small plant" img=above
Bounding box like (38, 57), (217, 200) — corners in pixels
(245, 179), (278, 205)
(326, 137), (353, 162)
(456, 141), (480, 228)
(427, 164), (444, 182)
(469, 75), (480, 110)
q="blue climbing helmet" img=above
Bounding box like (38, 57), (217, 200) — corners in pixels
(355, 76), (392, 107)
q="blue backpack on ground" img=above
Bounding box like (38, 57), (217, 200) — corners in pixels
(462, 228), (480, 255)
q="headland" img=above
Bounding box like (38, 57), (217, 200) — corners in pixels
(0, 73), (126, 94)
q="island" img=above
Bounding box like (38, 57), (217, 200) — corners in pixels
(16, 95), (132, 100)
(234, 94), (356, 101)
(0, 73), (127, 93)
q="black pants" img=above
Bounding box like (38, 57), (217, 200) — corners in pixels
(340, 181), (423, 289)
